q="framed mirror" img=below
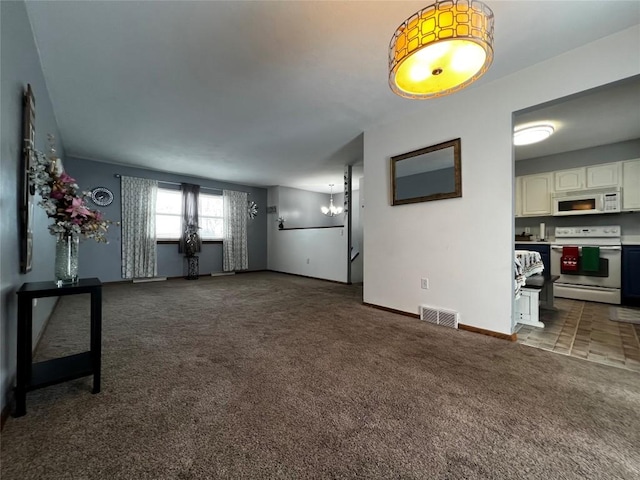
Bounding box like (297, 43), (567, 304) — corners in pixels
(391, 138), (461, 206)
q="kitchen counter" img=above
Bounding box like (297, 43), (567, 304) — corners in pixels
(622, 235), (640, 245)
(514, 240), (554, 245)
(515, 237), (640, 245)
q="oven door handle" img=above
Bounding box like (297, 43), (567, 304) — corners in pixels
(551, 245), (621, 251)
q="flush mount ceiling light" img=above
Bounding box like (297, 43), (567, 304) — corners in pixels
(321, 184), (343, 217)
(389, 0), (494, 99)
(513, 124), (555, 146)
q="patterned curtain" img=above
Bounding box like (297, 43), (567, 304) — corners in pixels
(223, 190), (248, 272)
(121, 176), (158, 278)
(179, 183), (201, 254)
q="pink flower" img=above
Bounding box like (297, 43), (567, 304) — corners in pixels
(65, 197), (91, 218)
(59, 172), (76, 184)
(50, 190), (65, 200)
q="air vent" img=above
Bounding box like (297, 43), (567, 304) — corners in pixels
(419, 305), (459, 329)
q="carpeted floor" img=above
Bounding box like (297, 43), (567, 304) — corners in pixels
(2, 272), (639, 479)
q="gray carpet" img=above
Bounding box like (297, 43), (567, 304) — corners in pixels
(610, 306), (640, 324)
(2, 272), (639, 479)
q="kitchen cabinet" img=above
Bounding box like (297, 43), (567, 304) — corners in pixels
(554, 168), (585, 191)
(622, 245), (640, 306)
(622, 159), (640, 211)
(516, 243), (551, 278)
(521, 173), (553, 216)
(586, 162), (620, 189)
(515, 176), (522, 217)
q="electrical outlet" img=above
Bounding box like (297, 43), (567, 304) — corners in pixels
(525, 227), (531, 234)
(421, 278), (429, 289)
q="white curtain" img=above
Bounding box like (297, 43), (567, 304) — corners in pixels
(121, 176), (158, 278)
(223, 190), (248, 271)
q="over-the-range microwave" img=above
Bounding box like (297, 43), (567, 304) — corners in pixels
(552, 188), (621, 216)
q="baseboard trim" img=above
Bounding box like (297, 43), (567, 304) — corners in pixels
(458, 324), (518, 342)
(132, 277), (167, 283)
(362, 302), (420, 319)
(362, 302), (517, 341)
(267, 270), (349, 285)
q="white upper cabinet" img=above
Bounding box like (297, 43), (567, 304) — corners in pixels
(622, 159), (640, 211)
(586, 162), (620, 189)
(554, 168), (585, 191)
(521, 173), (553, 216)
(515, 176), (522, 217)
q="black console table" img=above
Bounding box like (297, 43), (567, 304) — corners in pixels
(15, 277), (102, 417)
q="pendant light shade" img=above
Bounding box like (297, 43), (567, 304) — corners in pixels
(389, 0), (494, 99)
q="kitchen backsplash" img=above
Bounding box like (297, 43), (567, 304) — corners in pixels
(515, 212), (640, 240)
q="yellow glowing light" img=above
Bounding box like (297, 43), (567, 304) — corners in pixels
(389, 1), (494, 99)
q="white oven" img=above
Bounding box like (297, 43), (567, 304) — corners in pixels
(550, 226), (621, 304)
(552, 188), (621, 216)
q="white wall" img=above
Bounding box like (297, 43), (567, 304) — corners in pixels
(268, 186), (349, 282)
(363, 26), (640, 335)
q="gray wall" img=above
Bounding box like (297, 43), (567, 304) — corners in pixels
(1, 0), (66, 410)
(64, 156), (268, 281)
(396, 167), (455, 200)
(277, 186), (345, 229)
(515, 139), (640, 176)
(515, 139), (640, 238)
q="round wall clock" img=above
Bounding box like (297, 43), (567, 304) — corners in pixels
(90, 187), (114, 207)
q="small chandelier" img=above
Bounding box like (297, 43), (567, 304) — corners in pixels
(321, 184), (343, 217)
(389, 0), (494, 99)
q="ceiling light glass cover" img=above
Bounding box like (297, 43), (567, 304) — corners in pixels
(321, 184), (343, 217)
(389, 0), (494, 99)
(513, 124), (555, 146)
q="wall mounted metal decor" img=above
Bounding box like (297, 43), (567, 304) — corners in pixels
(90, 187), (114, 207)
(248, 200), (258, 219)
(20, 84), (36, 273)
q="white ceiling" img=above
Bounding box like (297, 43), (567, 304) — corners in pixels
(25, 1), (640, 193)
(514, 75), (640, 161)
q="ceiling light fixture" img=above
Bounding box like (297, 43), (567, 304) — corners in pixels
(513, 124), (555, 146)
(321, 184), (343, 217)
(389, 0), (494, 99)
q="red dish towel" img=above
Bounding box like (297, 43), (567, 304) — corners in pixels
(562, 246), (579, 271)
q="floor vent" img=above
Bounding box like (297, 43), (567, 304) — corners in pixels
(420, 305), (459, 329)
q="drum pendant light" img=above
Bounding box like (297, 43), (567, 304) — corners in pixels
(389, 0), (494, 99)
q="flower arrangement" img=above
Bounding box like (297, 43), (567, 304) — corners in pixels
(29, 135), (115, 242)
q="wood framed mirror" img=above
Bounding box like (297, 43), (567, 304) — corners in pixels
(391, 138), (461, 206)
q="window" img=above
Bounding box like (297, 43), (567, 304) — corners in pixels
(155, 188), (224, 241)
(156, 188), (182, 240)
(198, 193), (223, 240)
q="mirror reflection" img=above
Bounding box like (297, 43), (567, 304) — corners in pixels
(391, 138), (461, 205)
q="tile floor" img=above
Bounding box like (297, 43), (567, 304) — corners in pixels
(516, 298), (640, 372)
